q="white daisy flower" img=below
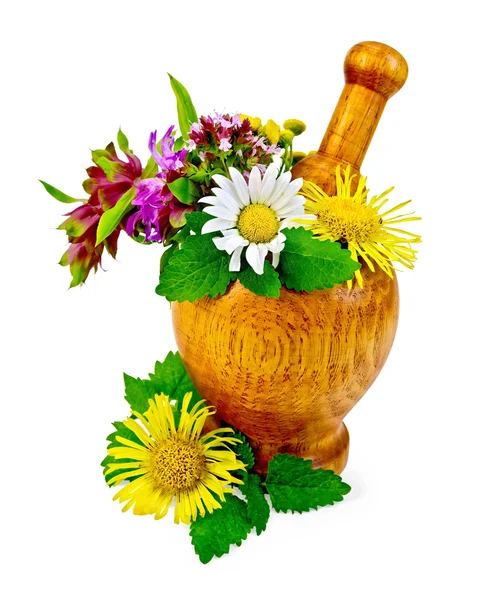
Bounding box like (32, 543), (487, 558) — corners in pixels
(200, 162), (305, 274)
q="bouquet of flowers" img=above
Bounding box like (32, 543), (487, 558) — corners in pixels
(43, 68), (420, 562)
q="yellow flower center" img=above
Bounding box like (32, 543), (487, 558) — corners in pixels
(149, 438), (205, 491)
(237, 204), (279, 244)
(316, 198), (382, 244)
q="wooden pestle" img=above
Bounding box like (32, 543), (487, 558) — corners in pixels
(292, 41), (408, 193)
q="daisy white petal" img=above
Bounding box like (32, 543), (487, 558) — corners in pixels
(225, 234), (248, 254)
(212, 188), (242, 212)
(203, 205), (239, 220)
(228, 167), (250, 206)
(260, 167), (278, 204)
(272, 252), (281, 268)
(245, 243), (262, 274)
(248, 167), (262, 203)
(229, 245), (244, 271)
(271, 178), (304, 211)
(201, 218), (237, 235)
(267, 171), (292, 205)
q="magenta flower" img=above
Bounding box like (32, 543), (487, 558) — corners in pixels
(56, 140), (142, 286)
(125, 127), (192, 242)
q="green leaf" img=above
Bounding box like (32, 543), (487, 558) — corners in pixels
(96, 156), (122, 182)
(239, 261), (281, 297)
(101, 420), (143, 485)
(95, 187), (136, 246)
(141, 156), (158, 180)
(172, 226), (191, 245)
(123, 373), (158, 414)
(123, 351), (201, 414)
(279, 227), (360, 291)
(190, 496), (252, 564)
(265, 454), (351, 514)
(231, 430), (255, 471)
(117, 128), (130, 154)
(167, 177), (200, 205)
(240, 474), (270, 535)
(169, 73), (198, 141)
(40, 180), (84, 203)
(173, 137), (185, 152)
(156, 233), (234, 302)
(159, 244), (177, 272)
(184, 211), (212, 235)
(148, 351), (201, 407)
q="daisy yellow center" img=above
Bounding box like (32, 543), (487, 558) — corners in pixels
(237, 204), (279, 244)
(149, 437), (205, 491)
(316, 198), (382, 244)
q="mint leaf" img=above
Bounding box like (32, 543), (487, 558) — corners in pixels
(190, 496), (252, 564)
(265, 454), (351, 513)
(40, 180), (84, 203)
(185, 211), (212, 234)
(101, 420), (143, 484)
(124, 351), (201, 414)
(239, 261), (281, 297)
(279, 227), (360, 291)
(168, 74), (198, 141)
(96, 187), (136, 245)
(159, 244), (177, 272)
(156, 233), (234, 302)
(123, 373), (157, 414)
(241, 474), (270, 535)
(148, 351), (201, 407)
(231, 430), (255, 471)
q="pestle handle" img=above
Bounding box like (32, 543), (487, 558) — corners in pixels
(318, 41), (408, 172)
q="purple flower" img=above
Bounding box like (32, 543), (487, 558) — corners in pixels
(219, 137), (232, 151)
(149, 127), (187, 173)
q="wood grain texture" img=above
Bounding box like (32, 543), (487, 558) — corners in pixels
(292, 41), (408, 195)
(172, 267), (399, 475)
(172, 41), (407, 474)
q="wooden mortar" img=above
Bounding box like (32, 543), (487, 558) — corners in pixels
(172, 41), (408, 475)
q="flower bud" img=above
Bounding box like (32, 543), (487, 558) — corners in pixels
(283, 119), (306, 136)
(279, 129), (295, 146)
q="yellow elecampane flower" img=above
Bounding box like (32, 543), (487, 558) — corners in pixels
(105, 392), (245, 524)
(298, 165), (421, 288)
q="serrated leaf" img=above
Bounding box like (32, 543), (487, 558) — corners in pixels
(101, 420), (143, 484)
(231, 430), (255, 471)
(239, 261), (281, 297)
(155, 233), (234, 302)
(169, 74), (198, 141)
(159, 244), (177, 272)
(185, 211), (212, 235)
(148, 351), (201, 406)
(279, 227), (360, 292)
(40, 180), (84, 203)
(123, 373), (158, 414)
(95, 187), (136, 245)
(117, 128), (130, 153)
(265, 454), (351, 513)
(190, 496), (252, 564)
(141, 156), (159, 180)
(240, 474), (270, 535)
(123, 351), (201, 414)
(167, 177), (200, 205)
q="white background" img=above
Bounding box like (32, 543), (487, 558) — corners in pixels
(2, 0), (498, 598)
